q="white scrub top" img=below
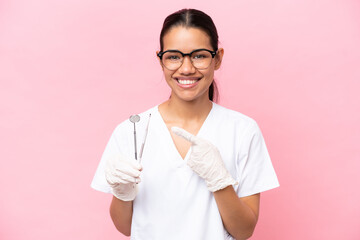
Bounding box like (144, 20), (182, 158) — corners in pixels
(91, 102), (279, 240)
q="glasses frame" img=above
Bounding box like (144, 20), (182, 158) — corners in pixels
(157, 48), (217, 70)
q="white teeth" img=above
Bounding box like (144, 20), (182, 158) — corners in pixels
(177, 79), (198, 85)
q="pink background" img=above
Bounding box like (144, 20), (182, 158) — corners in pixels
(1, 0), (359, 239)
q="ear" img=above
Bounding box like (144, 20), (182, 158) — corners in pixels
(214, 48), (224, 70)
(156, 51), (164, 70)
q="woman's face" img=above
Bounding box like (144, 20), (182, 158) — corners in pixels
(158, 26), (223, 102)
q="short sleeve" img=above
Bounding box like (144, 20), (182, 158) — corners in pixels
(90, 123), (131, 194)
(236, 121), (280, 197)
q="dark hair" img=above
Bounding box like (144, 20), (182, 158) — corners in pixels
(160, 9), (219, 102)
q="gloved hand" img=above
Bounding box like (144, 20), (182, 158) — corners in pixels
(104, 152), (142, 201)
(171, 126), (238, 192)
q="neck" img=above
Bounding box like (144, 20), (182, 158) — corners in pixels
(162, 93), (213, 121)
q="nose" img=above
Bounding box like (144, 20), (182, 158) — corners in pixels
(178, 56), (196, 74)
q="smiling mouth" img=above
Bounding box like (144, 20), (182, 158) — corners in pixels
(175, 77), (201, 85)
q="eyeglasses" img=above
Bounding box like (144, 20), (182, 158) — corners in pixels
(157, 48), (217, 70)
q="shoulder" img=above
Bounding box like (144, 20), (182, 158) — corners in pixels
(212, 103), (258, 133)
(213, 104), (262, 144)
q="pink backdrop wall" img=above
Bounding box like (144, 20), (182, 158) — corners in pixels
(1, 0), (359, 239)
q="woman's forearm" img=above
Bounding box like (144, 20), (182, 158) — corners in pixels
(109, 196), (133, 236)
(213, 186), (259, 240)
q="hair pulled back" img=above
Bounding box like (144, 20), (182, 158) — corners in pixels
(160, 9), (219, 102)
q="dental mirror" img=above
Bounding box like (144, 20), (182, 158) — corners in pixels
(129, 114), (140, 160)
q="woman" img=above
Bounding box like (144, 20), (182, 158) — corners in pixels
(91, 9), (279, 240)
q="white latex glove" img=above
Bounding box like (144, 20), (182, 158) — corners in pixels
(171, 126), (238, 192)
(104, 152), (142, 201)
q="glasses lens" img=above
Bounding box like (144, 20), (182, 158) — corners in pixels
(162, 52), (183, 70)
(191, 50), (213, 69)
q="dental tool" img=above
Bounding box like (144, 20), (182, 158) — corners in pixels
(139, 113), (151, 163)
(129, 114), (140, 160)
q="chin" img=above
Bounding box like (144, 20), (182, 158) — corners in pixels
(172, 91), (208, 102)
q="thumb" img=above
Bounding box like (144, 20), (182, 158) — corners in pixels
(171, 127), (200, 145)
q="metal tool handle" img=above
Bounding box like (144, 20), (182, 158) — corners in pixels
(133, 123), (137, 160)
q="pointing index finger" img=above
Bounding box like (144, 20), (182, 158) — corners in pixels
(171, 126), (199, 145)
